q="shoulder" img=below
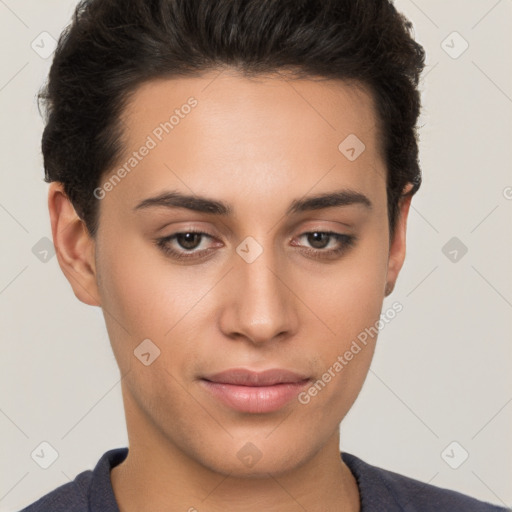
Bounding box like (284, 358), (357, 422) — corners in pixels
(18, 471), (92, 512)
(341, 452), (510, 512)
(19, 448), (128, 512)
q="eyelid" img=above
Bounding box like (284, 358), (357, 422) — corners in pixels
(155, 227), (356, 262)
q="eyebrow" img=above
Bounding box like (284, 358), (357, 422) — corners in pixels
(133, 188), (372, 215)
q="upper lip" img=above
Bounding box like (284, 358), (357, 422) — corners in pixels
(202, 368), (310, 386)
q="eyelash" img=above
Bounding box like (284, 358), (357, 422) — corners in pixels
(155, 228), (356, 262)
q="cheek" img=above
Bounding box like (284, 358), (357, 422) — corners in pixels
(308, 229), (389, 345)
(96, 215), (388, 414)
(95, 233), (204, 369)
(296, 232), (388, 414)
(95, 238), (210, 421)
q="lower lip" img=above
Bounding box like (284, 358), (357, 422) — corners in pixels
(200, 379), (310, 413)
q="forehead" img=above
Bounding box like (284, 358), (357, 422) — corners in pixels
(110, 69), (385, 206)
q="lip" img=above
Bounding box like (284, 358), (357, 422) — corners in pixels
(200, 368), (311, 413)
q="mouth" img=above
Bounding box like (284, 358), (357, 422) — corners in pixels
(200, 368), (312, 414)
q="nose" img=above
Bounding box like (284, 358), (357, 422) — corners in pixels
(218, 240), (299, 346)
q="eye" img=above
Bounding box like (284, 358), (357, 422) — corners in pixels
(155, 229), (356, 262)
(155, 229), (219, 261)
(292, 231), (356, 260)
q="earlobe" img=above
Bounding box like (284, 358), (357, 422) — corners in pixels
(48, 182), (101, 307)
(384, 183), (414, 297)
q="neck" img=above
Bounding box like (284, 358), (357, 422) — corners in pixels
(111, 391), (360, 512)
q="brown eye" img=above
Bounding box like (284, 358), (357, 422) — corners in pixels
(155, 230), (218, 261)
(292, 231), (357, 260)
(175, 232), (203, 250)
(307, 232), (331, 249)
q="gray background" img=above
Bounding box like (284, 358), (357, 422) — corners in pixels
(1, 0), (511, 510)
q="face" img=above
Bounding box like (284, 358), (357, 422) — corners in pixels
(52, 69), (411, 477)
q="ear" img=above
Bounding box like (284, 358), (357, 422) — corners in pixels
(384, 182), (414, 297)
(48, 182), (101, 307)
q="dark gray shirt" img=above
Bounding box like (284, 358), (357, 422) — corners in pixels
(19, 447), (509, 511)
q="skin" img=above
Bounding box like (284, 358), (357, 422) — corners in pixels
(48, 69), (413, 512)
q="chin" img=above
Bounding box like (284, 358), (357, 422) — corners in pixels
(188, 435), (313, 479)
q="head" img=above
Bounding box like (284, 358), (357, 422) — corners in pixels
(43, 0), (425, 476)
